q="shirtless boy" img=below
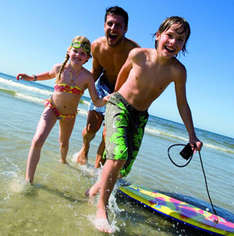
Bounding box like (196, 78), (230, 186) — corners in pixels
(87, 16), (203, 233)
(75, 6), (139, 167)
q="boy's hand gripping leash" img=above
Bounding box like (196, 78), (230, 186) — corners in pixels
(168, 143), (218, 220)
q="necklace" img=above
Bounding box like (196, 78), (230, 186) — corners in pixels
(69, 71), (76, 85)
(68, 66), (81, 86)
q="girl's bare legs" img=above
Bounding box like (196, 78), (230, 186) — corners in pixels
(58, 117), (76, 163)
(25, 108), (57, 184)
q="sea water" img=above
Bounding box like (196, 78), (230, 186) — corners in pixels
(0, 72), (233, 235)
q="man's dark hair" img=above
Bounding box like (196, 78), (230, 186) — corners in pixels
(105, 6), (128, 28)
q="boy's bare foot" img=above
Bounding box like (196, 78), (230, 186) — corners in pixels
(95, 218), (114, 233)
(94, 208), (114, 233)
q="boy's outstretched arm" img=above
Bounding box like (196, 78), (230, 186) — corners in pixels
(174, 68), (202, 151)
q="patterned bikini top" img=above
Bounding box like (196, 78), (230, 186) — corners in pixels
(54, 83), (84, 95)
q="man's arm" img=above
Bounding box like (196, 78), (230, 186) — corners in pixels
(92, 56), (103, 81)
(91, 42), (103, 81)
(114, 50), (134, 91)
(174, 67), (202, 151)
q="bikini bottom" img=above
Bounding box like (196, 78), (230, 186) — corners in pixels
(45, 98), (77, 120)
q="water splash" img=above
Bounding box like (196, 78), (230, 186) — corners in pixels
(71, 152), (99, 177)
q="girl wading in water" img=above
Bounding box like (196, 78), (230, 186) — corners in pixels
(17, 36), (109, 184)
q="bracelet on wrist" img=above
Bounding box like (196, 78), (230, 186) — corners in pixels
(33, 75), (37, 81)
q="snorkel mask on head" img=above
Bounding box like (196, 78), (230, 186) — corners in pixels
(71, 41), (91, 56)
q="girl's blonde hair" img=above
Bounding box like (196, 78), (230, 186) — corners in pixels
(56, 36), (91, 83)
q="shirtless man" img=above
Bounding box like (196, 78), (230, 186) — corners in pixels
(87, 16), (203, 233)
(75, 6), (139, 167)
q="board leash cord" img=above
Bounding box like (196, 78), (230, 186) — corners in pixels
(167, 144), (218, 218)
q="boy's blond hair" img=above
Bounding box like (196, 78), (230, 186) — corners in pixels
(154, 16), (191, 55)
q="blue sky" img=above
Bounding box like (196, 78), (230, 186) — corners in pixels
(1, 0), (234, 138)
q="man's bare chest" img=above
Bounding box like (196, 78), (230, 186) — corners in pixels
(99, 52), (128, 72)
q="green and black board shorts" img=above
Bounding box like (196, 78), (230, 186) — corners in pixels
(105, 92), (149, 177)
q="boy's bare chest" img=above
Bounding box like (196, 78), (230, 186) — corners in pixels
(137, 64), (173, 88)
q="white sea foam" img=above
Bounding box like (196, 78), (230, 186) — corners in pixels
(145, 126), (234, 154)
(9, 178), (29, 193)
(71, 152), (99, 177)
(82, 100), (90, 106)
(15, 92), (44, 104)
(109, 185), (125, 215)
(87, 214), (119, 233)
(0, 77), (52, 96)
(1, 170), (18, 178)
(204, 143), (234, 154)
(145, 126), (188, 142)
(78, 108), (88, 116)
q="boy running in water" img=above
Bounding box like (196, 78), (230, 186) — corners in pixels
(88, 16), (203, 233)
